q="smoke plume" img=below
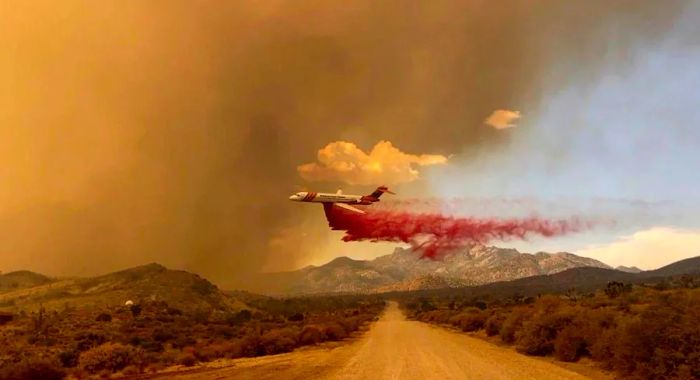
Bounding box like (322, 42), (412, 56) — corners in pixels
(0, 1), (689, 287)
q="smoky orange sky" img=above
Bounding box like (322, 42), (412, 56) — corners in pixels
(0, 1), (687, 288)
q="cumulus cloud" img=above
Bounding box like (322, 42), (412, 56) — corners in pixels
(577, 227), (700, 269)
(297, 140), (448, 185)
(484, 109), (522, 129)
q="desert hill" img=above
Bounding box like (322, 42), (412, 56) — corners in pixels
(615, 265), (643, 273)
(390, 255), (700, 299)
(0, 270), (54, 292)
(0, 263), (247, 313)
(251, 245), (611, 294)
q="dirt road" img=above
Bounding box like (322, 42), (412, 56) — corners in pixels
(160, 302), (601, 379)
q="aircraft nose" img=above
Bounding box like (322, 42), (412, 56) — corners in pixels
(289, 195), (297, 201)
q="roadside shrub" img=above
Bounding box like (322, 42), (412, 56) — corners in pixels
(226, 309), (252, 325)
(95, 313), (112, 322)
(554, 325), (587, 362)
(338, 316), (363, 333)
(177, 353), (197, 367)
(233, 335), (263, 357)
(121, 365), (140, 376)
(484, 313), (505, 337)
(78, 342), (143, 373)
(299, 325), (325, 345)
(192, 341), (237, 361)
(171, 335), (197, 349)
(75, 332), (106, 351)
(58, 347), (80, 367)
(449, 309), (486, 332)
(499, 308), (528, 343)
(321, 322), (347, 341)
(589, 328), (617, 369)
(152, 326), (176, 343)
(130, 304), (142, 317)
(0, 356), (66, 380)
(419, 310), (451, 324)
(515, 309), (574, 356)
(260, 328), (298, 355)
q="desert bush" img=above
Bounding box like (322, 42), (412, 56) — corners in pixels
(499, 308), (528, 343)
(78, 342), (143, 373)
(121, 365), (140, 376)
(191, 278), (217, 296)
(236, 309), (253, 321)
(337, 316), (361, 333)
(210, 325), (236, 339)
(130, 304), (142, 317)
(75, 332), (106, 351)
(0, 356), (66, 380)
(129, 337), (164, 353)
(553, 324), (587, 362)
(167, 307), (183, 316)
(419, 310), (452, 324)
(298, 325), (325, 345)
(171, 335), (197, 349)
(515, 309), (574, 356)
(484, 312), (505, 337)
(260, 328), (298, 355)
(321, 322), (347, 341)
(233, 335), (263, 357)
(177, 352), (197, 367)
(58, 347), (80, 367)
(190, 341), (234, 361)
(419, 299), (437, 312)
(95, 313), (112, 322)
(152, 326), (176, 343)
(449, 308), (486, 332)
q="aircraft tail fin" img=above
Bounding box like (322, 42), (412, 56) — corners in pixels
(369, 185), (395, 198)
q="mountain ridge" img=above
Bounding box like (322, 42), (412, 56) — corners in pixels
(251, 245), (612, 294)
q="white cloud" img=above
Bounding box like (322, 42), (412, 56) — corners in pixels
(298, 140), (448, 185)
(484, 109), (521, 129)
(577, 227), (700, 269)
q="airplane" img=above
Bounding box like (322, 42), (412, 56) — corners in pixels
(288, 186), (395, 214)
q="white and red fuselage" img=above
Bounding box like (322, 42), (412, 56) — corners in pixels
(289, 186), (394, 214)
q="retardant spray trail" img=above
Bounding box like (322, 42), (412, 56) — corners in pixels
(323, 204), (594, 258)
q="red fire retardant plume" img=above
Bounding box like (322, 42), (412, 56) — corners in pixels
(323, 204), (592, 259)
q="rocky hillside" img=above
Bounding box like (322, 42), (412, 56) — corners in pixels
(253, 245), (611, 294)
(0, 263), (247, 313)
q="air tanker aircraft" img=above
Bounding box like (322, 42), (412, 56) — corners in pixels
(288, 186), (394, 214)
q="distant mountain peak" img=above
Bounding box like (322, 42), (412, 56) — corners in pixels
(615, 265), (643, 273)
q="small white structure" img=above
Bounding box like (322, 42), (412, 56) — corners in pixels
(125, 300), (134, 306)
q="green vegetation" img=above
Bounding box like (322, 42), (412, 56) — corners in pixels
(402, 276), (700, 380)
(0, 295), (383, 379)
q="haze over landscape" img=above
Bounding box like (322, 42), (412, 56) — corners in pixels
(2, 1), (700, 290)
(2, 2), (700, 379)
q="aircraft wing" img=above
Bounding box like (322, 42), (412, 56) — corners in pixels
(335, 203), (366, 214)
